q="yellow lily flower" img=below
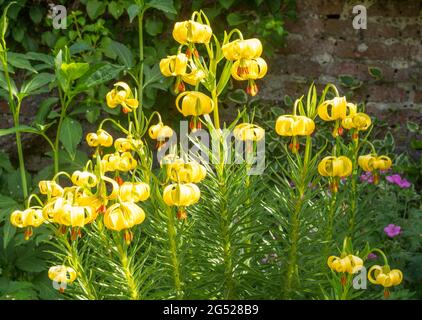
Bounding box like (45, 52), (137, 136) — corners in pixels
(71, 171), (98, 188)
(166, 159), (207, 184)
(342, 112), (371, 131)
(317, 97), (356, 121)
(233, 123), (265, 141)
(106, 82), (139, 113)
(231, 58), (267, 81)
(182, 64), (206, 86)
(175, 91), (214, 117)
(75, 193), (105, 214)
(163, 183), (200, 207)
(103, 202), (145, 232)
(172, 20), (212, 44)
(222, 38), (263, 61)
(86, 129), (113, 148)
(114, 137), (143, 153)
(54, 205), (96, 228)
(358, 154), (392, 172)
(160, 53), (188, 77)
(101, 152), (137, 172)
(119, 182), (150, 202)
(148, 123), (174, 141)
(327, 255), (363, 274)
(275, 115), (315, 136)
(368, 265), (403, 288)
(318, 156), (353, 178)
(10, 208), (44, 240)
(48, 265), (77, 292)
(39, 180), (64, 197)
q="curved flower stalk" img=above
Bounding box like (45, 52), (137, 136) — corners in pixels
(367, 248), (403, 299)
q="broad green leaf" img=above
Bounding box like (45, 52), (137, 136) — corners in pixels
(227, 12), (247, 26)
(12, 25), (24, 42)
(75, 63), (125, 91)
(69, 41), (93, 55)
(146, 0), (177, 14)
(2, 220), (16, 250)
(29, 6), (43, 24)
(411, 139), (422, 150)
(7, 52), (37, 73)
(228, 89), (248, 104)
(20, 73), (55, 94)
(406, 121), (419, 133)
(145, 17), (163, 36)
(127, 4), (140, 23)
(15, 248), (47, 273)
(59, 117), (82, 159)
(0, 194), (18, 222)
(108, 1), (125, 19)
(108, 41), (134, 69)
(368, 66), (383, 80)
(25, 52), (54, 67)
(0, 152), (14, 172)
(218, 0), (235, 9)
(60, 62), (89, 81)
(143, 64), (164, 89)
(0, 280), (38, 300)
(86, 0), (107, 20)
(34, 97), (59, 125)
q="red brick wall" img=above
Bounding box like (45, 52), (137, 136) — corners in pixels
(261, 0), (422, 122)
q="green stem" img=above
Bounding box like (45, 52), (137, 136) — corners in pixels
(218, 172), (234, 299)
(116, 239), (139, 300)
(54, 92), (71, 175)
(2, 58), (28, 199)
(64, 239), (97, 299)
(165, 206), (183, 299)
(212, 89), (220, 130)
(14, 116), (28, 200)
(348, 136), (359, 237)
(284, 190), (303, 299)
(137, 8), (145, 128)
(323, 189), (337, 258)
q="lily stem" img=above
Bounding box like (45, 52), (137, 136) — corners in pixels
(218, 168), (234, 299)
(348, 136), (359, 237)
(2, 58), (28, 199)
(166, 206), (183, 299)
(137, 8), (145, 128)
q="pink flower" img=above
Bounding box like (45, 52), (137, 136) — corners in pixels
(386, 174), (411, 188)
(360, 171), (374, 184)
(384, 224), (401, 238)
(367, 253), (378, 260)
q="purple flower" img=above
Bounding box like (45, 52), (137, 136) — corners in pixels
(360, 171), (374, 184)
(367, 253), (378, 260)
(386, 174), (411, 188)
(384, 224), (401, 238)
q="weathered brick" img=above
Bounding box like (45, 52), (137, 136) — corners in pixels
(414, 91), (422, 103)
(367, 1), (422, 17)
(364, 85), (407, 102)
